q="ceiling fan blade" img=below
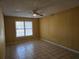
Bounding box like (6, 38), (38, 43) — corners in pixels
(32, 8), (43, 16)
(33, 11), (43, 16)
(36, 12), (43, 16)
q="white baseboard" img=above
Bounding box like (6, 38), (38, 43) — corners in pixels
(42, 39), (79, 54)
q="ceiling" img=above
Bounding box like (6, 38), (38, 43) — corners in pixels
(0, 0), (79, 18)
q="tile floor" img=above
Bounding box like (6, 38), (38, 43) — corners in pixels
(6, 40), (79, 59)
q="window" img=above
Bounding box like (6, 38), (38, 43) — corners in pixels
(15, 21), (33, 37)
(25, 21), (33, 36)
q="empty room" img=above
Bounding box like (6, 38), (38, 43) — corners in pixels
(0, 0), (79, 59)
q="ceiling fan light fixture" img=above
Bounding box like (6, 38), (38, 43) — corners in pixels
(33, 13), (37, 16)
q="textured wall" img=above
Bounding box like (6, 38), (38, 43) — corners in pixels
(4, 16), (40, 44)
(0, 8), (5, 59)
(40, 6), (79, 51)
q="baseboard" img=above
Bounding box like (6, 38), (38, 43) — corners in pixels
(42, 39), (79, 54)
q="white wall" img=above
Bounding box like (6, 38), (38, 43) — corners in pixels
(0, 7), (5, 59)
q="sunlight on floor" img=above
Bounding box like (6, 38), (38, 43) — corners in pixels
(16, 43), (34, 59)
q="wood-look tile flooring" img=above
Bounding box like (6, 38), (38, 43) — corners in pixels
(6, 40), (79, 59)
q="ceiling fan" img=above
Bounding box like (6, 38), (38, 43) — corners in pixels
(32, 9), (43, 17)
